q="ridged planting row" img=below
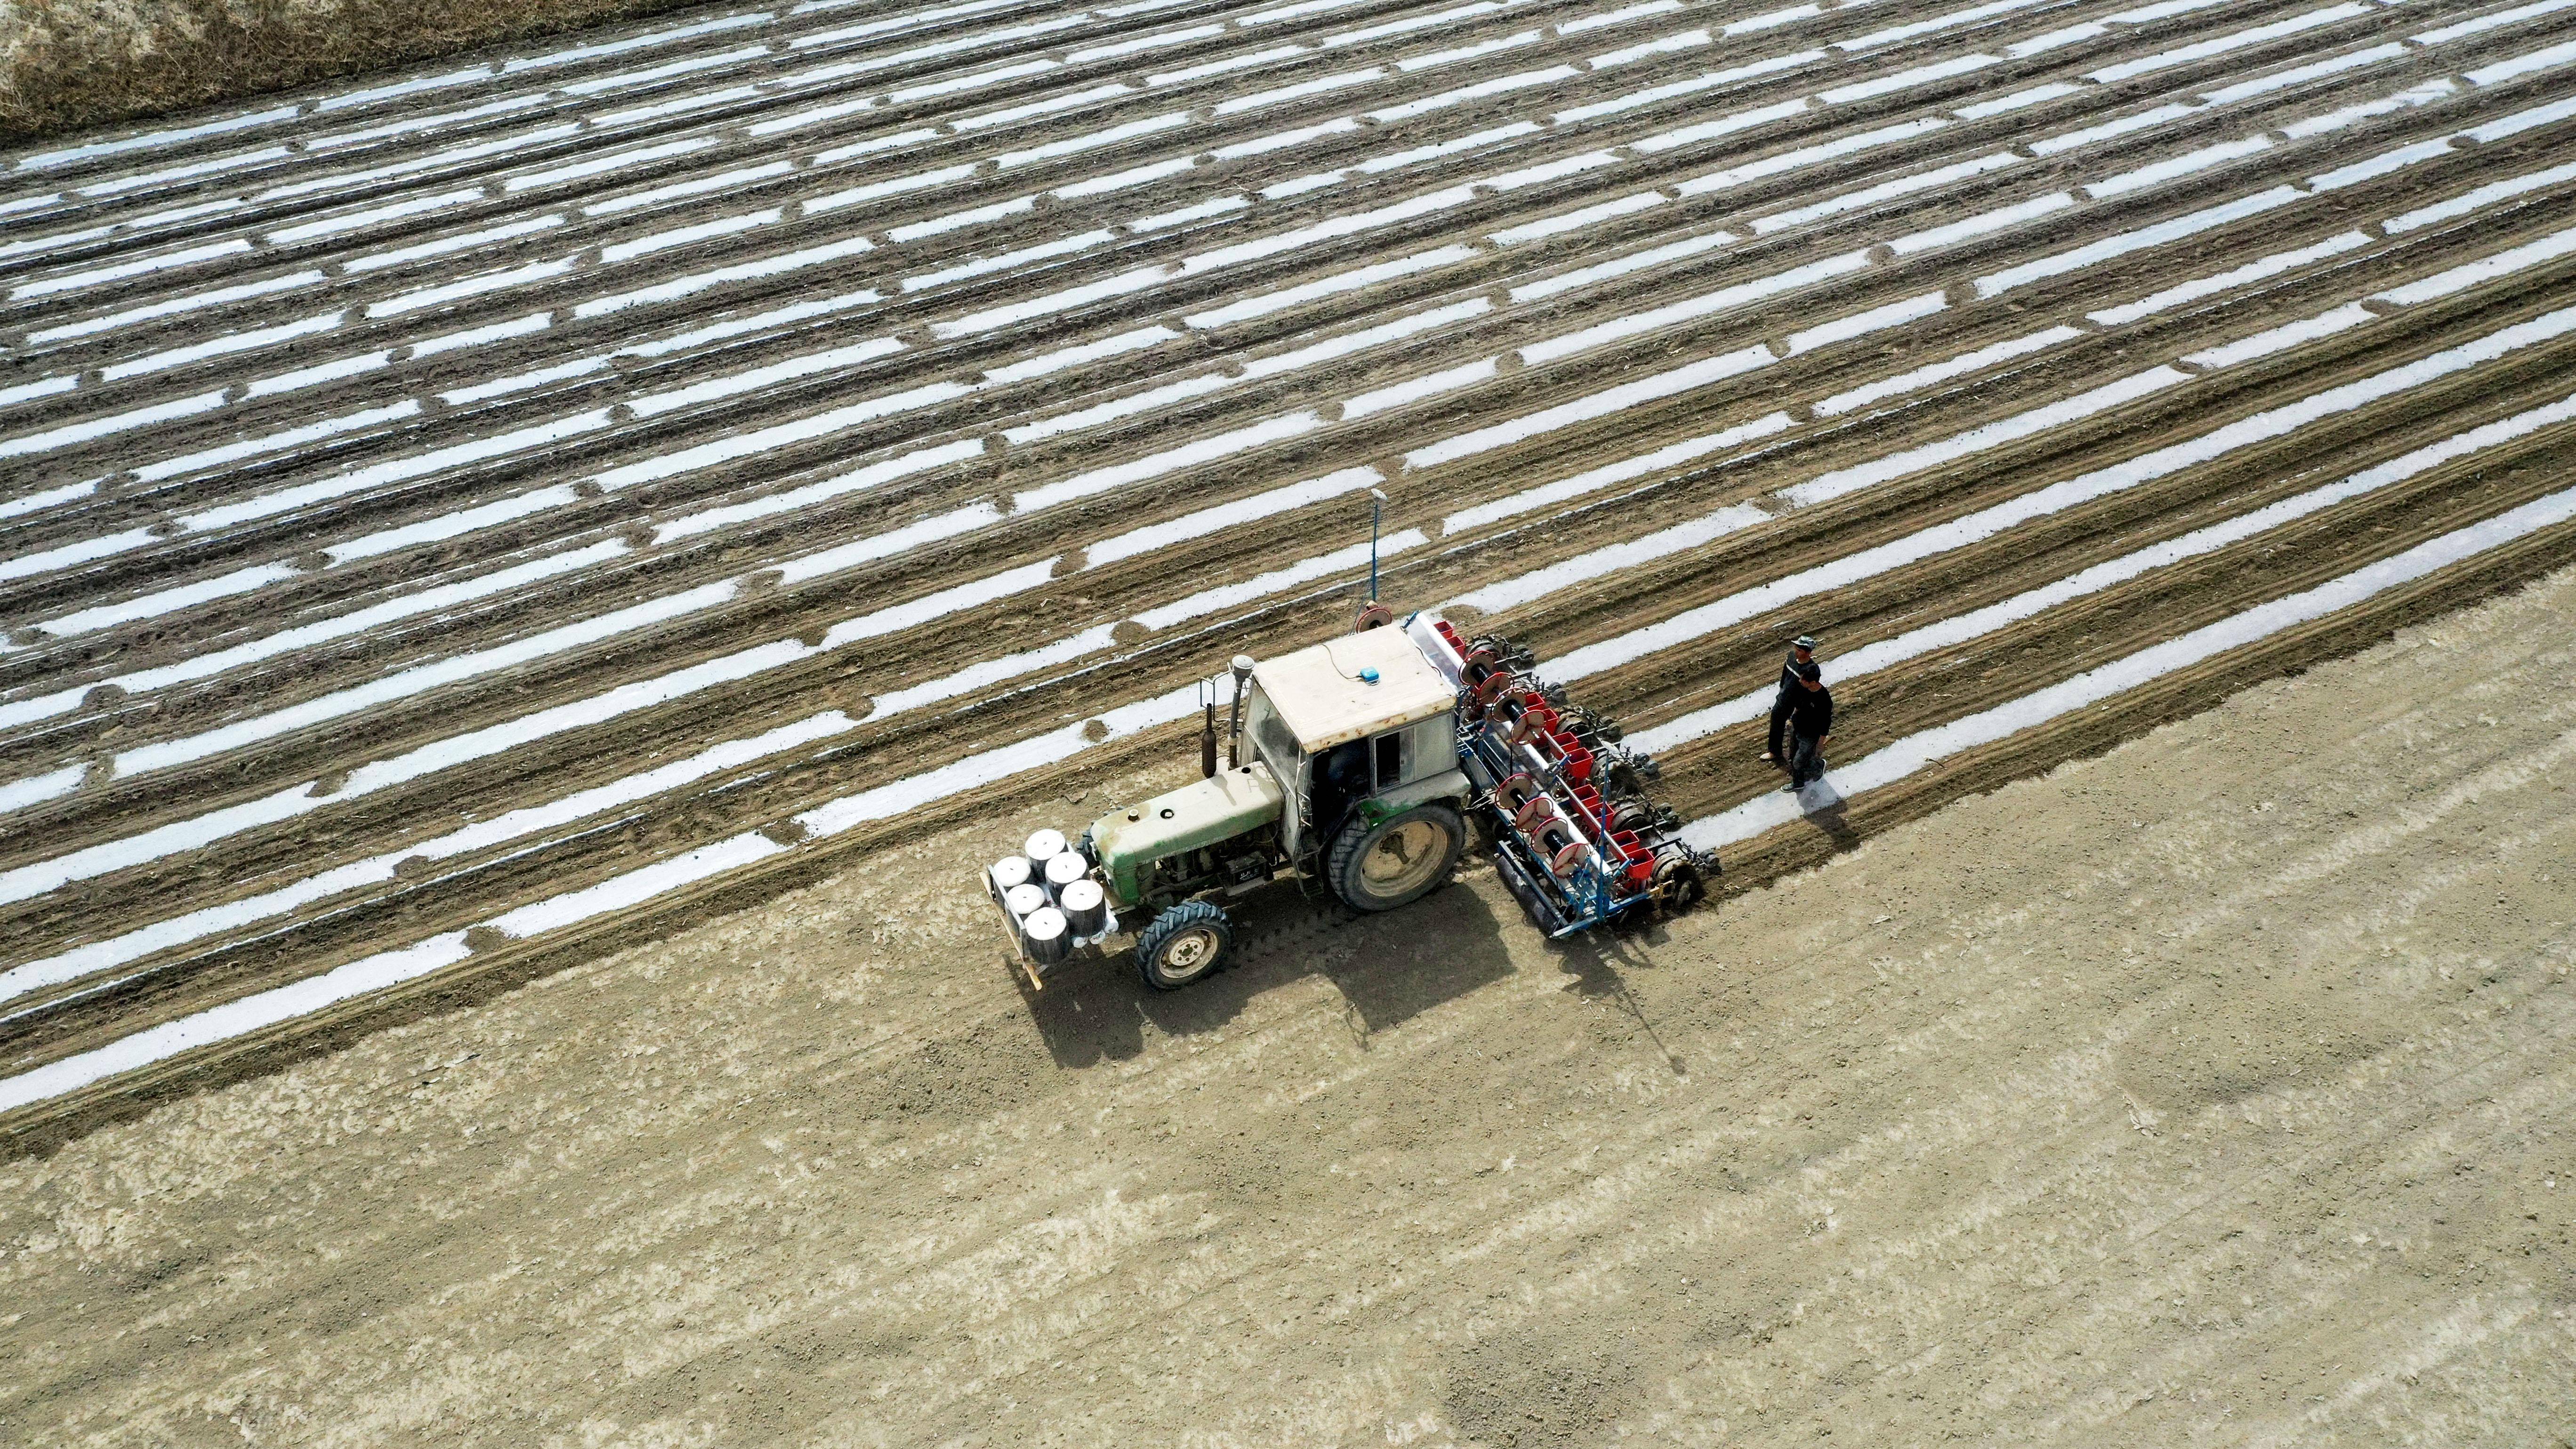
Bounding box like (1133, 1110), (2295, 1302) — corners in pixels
(4, 0), (2576, 1129)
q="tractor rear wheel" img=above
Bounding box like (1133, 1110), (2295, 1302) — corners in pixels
(1135, 901), (1233, 990)
(1328, 803), (1465, 912)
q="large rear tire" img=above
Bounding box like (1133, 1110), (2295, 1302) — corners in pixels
(1135, 900), (1233, 991)
(1328, 803), (1465, 913)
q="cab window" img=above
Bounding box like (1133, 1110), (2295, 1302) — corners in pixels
(1372, 713), (1453, 789)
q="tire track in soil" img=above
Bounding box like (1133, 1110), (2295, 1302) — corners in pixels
(8, 0), (2576, 1135)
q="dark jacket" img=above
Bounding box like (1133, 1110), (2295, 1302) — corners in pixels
(1785, 683), (1833, 738)
(1766, 654), (1808, 754)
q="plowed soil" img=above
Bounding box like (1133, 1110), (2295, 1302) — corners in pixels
(2, 557), (2567, 1447)
(6, 0), (2576, 1393)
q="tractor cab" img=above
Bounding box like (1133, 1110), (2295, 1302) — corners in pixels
(1238, 626), (1466, 869)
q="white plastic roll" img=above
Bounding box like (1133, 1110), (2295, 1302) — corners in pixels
(1003, 882), (1049, 919)
(990, 855), (1032, 894)
(1043, 852), (1087, 892)
(1022, 906), (1071, 965)
(1024, 828), (1067, 866)
(1057, 877), (1106, 935)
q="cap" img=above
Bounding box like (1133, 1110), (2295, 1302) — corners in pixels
(1793, 635), (1818, 650)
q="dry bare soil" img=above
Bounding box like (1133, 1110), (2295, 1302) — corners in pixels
(2, 566), (2568, 1446)
(0, 0), (699, 137)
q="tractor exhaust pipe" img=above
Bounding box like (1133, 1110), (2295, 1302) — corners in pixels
(1227, 654), (1254, 768)
(1200, 700), (1219, 779)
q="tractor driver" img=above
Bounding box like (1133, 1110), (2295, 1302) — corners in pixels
(1311, 737), (1372, 837)
(1762, 635), (1820, 767)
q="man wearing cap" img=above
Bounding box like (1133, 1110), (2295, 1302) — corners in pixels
(1763, 636), (1820, 766)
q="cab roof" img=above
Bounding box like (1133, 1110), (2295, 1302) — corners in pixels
(1252, 627), (1456, 752)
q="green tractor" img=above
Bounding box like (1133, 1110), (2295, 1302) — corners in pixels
(983, 611), (1711, 990)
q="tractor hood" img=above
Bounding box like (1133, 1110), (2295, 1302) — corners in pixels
(1088, 762), (1285, 906)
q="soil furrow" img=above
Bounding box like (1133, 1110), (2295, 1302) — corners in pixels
(7, 0), (2576, 1151)
(4, 273), (2567, 1087)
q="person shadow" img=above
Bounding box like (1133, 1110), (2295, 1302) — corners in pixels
(1015, 872), (1514, 1067)
(1791, 771), (1859, 851)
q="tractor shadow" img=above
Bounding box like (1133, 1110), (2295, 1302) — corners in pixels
(1544, 919), (1693, 1078)
(1017, 874), (1515, 1067)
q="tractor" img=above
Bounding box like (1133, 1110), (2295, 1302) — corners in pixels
(983, 609), (1716, 990)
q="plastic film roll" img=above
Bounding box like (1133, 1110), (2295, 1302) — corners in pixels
(1022, 907), (1071, 965)
(989, 856), (1033, 894)
(1003, 882), (1049, 920)
(1043, 852), (1088, 893)
(1056, 877), (1107, 935)
(1024, 828), (1067, 867)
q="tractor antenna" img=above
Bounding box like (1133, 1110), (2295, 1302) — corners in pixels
(1367, 488), (1387, 602)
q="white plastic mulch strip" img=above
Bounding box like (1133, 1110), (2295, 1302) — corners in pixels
(1680, 481), (2576, 852)
(0, 766), (86, 814)
(1626, 388), (2576, 753)
(13, 474), (2573, 1118)
(0, 712), (856, 1009)
(0, 934), (477, 1115)
(3, 236), (2568, 934)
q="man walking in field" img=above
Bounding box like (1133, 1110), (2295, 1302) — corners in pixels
(1783, 661), (1833, 791)
(1762, 635), (1819, 766)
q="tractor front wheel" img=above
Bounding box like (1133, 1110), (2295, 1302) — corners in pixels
(1135, 900), (1233, 991)
(1328, 803), (1465, 913)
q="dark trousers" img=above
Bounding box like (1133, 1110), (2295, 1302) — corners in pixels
(1767, 693), (1793, 758)
(1788, 730), (1826, 788)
